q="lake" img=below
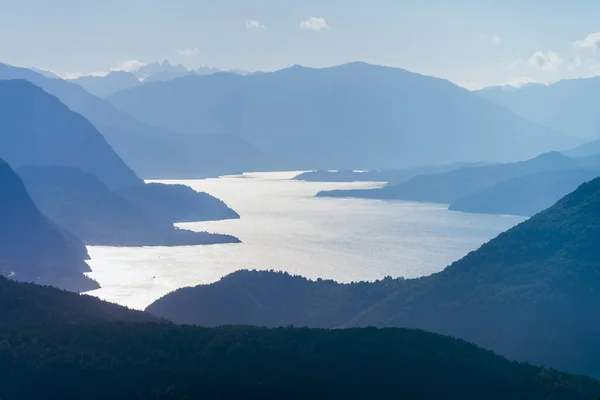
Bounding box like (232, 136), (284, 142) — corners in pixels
(85, 171), (525, 309)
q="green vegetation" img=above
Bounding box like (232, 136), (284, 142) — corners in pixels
(1, 323), (599, 400)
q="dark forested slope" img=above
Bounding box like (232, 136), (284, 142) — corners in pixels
(1, 324), (598, 400)
(0, 277), (160, 326)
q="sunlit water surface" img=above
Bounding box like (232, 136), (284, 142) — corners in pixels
(86, 171), (525, 309)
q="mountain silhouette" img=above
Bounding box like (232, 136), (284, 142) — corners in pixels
(294, 162), (487, 184)
(134, 60), (189, 81)
(108, 62), (577, 170)
(0, 158), (97, 292)
(17, 166), (240, 246)
(477, 77), (600, 140)
(116, 182), (239, 224)
(0, 62), (268, 178)
(0, 79), (140, 190)
(0, 275), (160, 326)
(318, 151), (577, 203)
(72, 71), (141, 98)
(449, 168), (600, 216)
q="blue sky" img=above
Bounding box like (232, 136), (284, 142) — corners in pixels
(1, 0), (600, 88)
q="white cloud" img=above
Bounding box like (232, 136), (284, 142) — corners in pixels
(62, 70), (111, 79)
(62, 72), (85, 80)
(590, 62), (600, 75)
(503, 77), (539, 88)
(246, 20), (266, 29)
(574, 32), (600, 51)
(61, 59), (145, 80)
(528, 51), (563, 72)
(459, 76), (539, 91)
(507, 59), (524, 70)
(177, 48), (200, 56)
(568, 56), (583, 71)
(491, 35), (502, 45)
(115, 59), (145, 72)
(300, 17), (329, 31)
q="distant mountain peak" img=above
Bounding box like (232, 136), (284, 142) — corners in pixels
(135, 60), (189, 80)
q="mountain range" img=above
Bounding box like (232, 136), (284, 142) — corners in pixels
(0, 79), (140, 190)
(294, 162), (487, 185)
(72, 71), (142, 98)
(448, 168), (600, 216)
(317, 151), (580, 203)
(69, 60), (250, 98)
(477, 77), (600, 140)
(0, 78), (241, 246)
(316, 151), (600, 218)
(107, 62), (578, 170)
(6, 56), (600, 398)
(0, 62), (267, 179)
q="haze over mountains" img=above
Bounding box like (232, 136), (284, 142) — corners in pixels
(0, 62), (268, 178)
(72, 71), (142, 98)
(478, 77), (600, 140)
(294, 162), (487, 185)
(0, 77), (241, 247)
(70, 60), (250, 98)
(10, 0), (600, 396)
(0, 158), (96, 292)
(448, 168), (600, 216)
(17, 166), (239, 246)
(0, 79), (140, 190)
(6, 51), (600, 398)
(318, 151), (581, 202)
(108, 62), (577, 170)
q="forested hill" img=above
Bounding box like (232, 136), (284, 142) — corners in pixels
(1, 324), (599, 400)
(0, 276), (160, 326)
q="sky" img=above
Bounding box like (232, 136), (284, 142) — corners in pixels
(1, 0), (600, 89)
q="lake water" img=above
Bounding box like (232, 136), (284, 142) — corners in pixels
(85, 171), (525, 310)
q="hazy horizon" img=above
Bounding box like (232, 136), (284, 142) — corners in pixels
(3, 0), (600, 89)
